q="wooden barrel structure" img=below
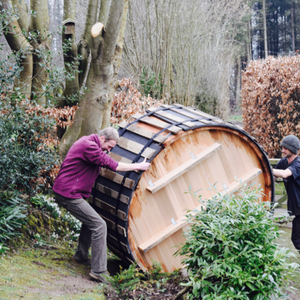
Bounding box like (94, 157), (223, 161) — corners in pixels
(88, 104), (274, 273)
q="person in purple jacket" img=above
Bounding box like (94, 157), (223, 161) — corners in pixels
(53, 127), (150, 283)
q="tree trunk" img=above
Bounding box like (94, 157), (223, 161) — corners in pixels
(262, 0), (268, 58)
(59, 0), (128, 158)
(29, 0), (51, 105)
(291, 1), (295, 53)
(1, 0), (33, 99)
(247, 18), (252, 62)
(236, 57), (241, 108)
(61, 0), (79, 106)
(1, 0), (51, 104)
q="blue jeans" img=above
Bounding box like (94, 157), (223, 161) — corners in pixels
(54, 193), (107, 273)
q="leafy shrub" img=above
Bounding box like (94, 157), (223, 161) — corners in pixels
(106, 263), (141, 298)
(194, 91), (217, 116)
(175, 185), (298, 299)
(242, 55), (300, 158)
(105, 261), (180, 299)
(139, 67), (164, 99)
(0, 5), (81, 192)
(148, 260), (164, 281)
(0, 96), (60, 195)
(0, 190), (27, 245)
(0, 47), (77, 194)
(0, 243), (9, 255)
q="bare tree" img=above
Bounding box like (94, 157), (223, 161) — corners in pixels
(122, 0), (248, 119)
(262, 0), (268, 57)
(291, 1), (295, 53)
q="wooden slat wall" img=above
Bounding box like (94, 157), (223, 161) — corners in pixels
(118, 136), (156, 159)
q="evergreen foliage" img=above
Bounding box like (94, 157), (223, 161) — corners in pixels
(139, 67), (164, 99)
(175, 185), (298, 299)
(0, 9), (81, 253)
(256, 0), (300, 58)
(0, 95), (60, 194)
(0, 190), (27, 245)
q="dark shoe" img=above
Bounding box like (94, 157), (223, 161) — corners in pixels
(89, 271), (111, 284)
(71, 255), (91, 265)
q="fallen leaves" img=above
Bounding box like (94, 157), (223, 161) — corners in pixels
(111, 78), (164, 125)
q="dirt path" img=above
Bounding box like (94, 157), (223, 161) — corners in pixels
(0, 245), (105, 300)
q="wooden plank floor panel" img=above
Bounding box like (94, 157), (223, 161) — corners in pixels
(155, 145), (197, 216)
(138, 167), (262, 253)
(166, 176), (198, 217)
(130, 176), (170, 243)
(211, 131), (247, 181)
(129, 146), (186, 261)
(125, 125), (269, 271)
(146, 143), (222, 194)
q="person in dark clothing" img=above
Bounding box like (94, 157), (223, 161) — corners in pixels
(273, 134), (300, 251)
(53, 127), (150, 282)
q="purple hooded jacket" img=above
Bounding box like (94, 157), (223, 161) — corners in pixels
(53, 134), (118, 199)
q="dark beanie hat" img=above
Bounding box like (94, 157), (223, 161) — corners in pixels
(281, 135), (300, 154)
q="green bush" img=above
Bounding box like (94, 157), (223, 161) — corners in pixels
(175, 185), (298, 299)
(0, 96), (60, 195)
(194, 91), (217, 116)
(105, 261), (177, 299)
(0, 9), (82, 196)
(139, 66), (163, 99)
(106, 263), (141, 298)
(0, 190), (27, 245)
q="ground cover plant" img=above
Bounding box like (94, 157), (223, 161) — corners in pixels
(104, 261), (185, 300)
(0, 190), (27, 253)
(175, 185), (299, 300)
(27, 194), (81, 242)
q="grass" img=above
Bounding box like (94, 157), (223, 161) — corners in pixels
(275, 182), (286, 195)
(276, 225), (300, 298)
(0, 241), (105, 300)
(226, 113), (243, 124)
(0, 192), (298, 300)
